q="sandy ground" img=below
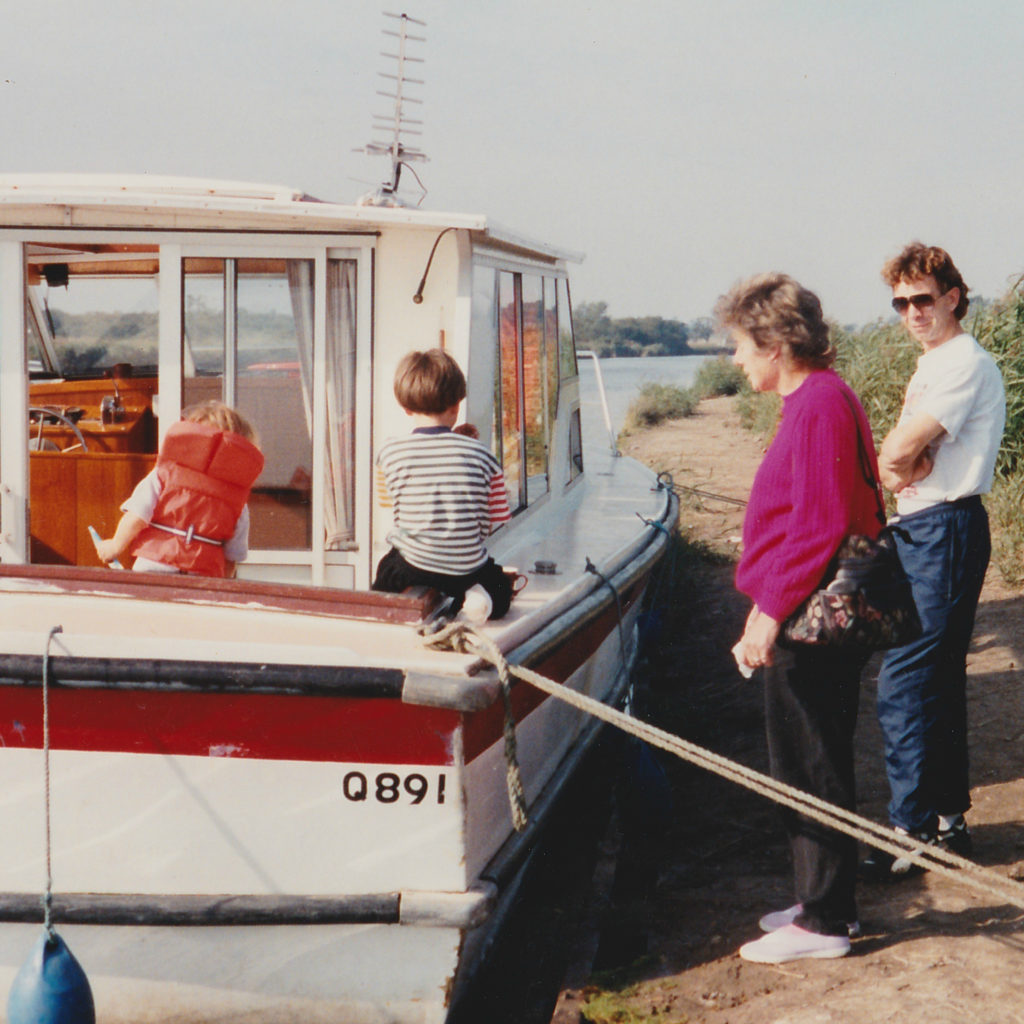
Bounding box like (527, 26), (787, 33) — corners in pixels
(561, 395), (1024, 1024)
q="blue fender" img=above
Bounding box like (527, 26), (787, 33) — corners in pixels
(7, 930), (95, 1024)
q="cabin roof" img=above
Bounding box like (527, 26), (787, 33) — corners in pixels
(0, 174), (583, 263)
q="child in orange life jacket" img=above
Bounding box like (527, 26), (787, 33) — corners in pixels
(95, 401), (264, 578)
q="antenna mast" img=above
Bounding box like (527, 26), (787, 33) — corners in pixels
(357, 12), (429, 207)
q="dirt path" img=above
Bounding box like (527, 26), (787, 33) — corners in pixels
(577, 396), (1024, 1024)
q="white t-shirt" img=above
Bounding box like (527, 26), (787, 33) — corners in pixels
(122, 469), (251, 571)
(894, 333), (1005, 515)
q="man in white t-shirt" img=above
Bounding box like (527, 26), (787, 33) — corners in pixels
(861, 243), (1005, 880)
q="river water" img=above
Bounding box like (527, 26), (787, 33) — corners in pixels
(578, 352), (713, 448)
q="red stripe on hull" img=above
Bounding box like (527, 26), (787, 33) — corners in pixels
(461, 578), (644, 761)
(0, 577), (647, 766)
(0, 688), (458, 765)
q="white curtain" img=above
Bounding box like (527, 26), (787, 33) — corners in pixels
(325, 260), (357, 547)
(287, 258), (357, 548)
(287, 260), (315, 435)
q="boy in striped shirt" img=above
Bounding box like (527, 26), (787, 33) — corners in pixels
(372, 348), (514, 620)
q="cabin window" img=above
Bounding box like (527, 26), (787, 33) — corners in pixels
(181, 257), (358, 553)
(497, 272), (523, 509)
(484, 268), (572, 512)
(183, 258), (313, 551)
(557, 278), (577, 380)
(521, 275), (549, 504)
(323, 259), (358, 549)
(568, 408), (583, 481)
(23, 248), (161, 566)
(27, 270), (159, 378)
(543, 278), (560, 434)
(26, 297), (46, 374)
(469, 264), (499, 448)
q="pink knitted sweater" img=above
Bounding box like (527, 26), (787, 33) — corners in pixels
(735, 370), (882, 622)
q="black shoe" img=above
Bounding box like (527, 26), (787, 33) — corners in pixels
(934, 819), (973, 857)
(859, 829), (934, 881)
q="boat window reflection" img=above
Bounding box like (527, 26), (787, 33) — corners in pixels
(569, 408), (584, 481)
(544, 278), (560, 438)
(29, 274), (159, 378)
(182, 258), (314, 551)
(557, 278), (578, 381)
(485, 268), (578, 511)
(469, 264), (499, 457)
(522, 275), (549, 504)
(181, 257), (358, 553)
(24, 250), (162, 566)
(498, 271), (523, 509)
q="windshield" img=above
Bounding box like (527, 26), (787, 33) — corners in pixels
(28, 273), (159, 379)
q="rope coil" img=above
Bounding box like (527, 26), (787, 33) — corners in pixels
(424, 620), (1024, 913)
(426, 621), (528, 831)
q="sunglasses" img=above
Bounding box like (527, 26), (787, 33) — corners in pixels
(891, 293), (938, 314)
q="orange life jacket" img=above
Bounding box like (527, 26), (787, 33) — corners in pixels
(130, 420), (264, 577)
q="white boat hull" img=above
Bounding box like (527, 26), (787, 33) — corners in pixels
(0, 921), (459, 1024)
(0, 541), (662, 1022)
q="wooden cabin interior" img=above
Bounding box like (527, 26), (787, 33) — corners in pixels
(25, 243), (315, 569)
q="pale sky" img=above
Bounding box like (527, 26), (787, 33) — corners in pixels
(3, 1), (1022, 326)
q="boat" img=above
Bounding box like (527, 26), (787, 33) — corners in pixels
(0, 18), (678, 1024)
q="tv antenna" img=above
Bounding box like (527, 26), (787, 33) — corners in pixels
(357, 12), (429, 207)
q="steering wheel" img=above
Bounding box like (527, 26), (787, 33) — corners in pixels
(28, 406), (89, 453)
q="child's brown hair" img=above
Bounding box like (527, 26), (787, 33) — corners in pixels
(393, 348), (466, 414)
(182, 400), (259, 445)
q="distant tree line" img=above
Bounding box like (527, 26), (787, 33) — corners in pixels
(44, 307), (295, 375)
(572, 302), (719, 357)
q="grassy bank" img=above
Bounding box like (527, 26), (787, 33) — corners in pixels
(619, 357), (746, 434)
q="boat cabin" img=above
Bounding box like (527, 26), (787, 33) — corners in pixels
(0, 175), (584, 590)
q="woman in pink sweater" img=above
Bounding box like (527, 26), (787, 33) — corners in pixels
(718, 273), (881, 964)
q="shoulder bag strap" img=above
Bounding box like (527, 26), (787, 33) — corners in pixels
(836, 387), (887, 528)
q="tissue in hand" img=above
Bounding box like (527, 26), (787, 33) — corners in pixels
(731, 642), (754, 679)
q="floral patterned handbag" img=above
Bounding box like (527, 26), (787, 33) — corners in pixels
(780, 395), (922, 651)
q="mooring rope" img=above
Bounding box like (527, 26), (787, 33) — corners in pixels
(477, 630), (529, 833)
(423, 620), (1024, 913)
(656, 469), (748, 509)
(41, 625), (64, 939)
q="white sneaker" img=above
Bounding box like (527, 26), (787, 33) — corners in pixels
(739, 923), (850, 964)
(758, 903), (861, 938)
(460, 584), (492, 624)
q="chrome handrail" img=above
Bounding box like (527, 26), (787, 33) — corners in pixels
(576, 350), (619, 456)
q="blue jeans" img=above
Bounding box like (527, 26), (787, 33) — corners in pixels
(876, 496), (990, 833)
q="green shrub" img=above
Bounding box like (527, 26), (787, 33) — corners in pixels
(973, 280), (1024, 477)
(621, 382), (698, 433)
(988, 473), (1024, 588)
(692, 355), (746, 398)
(734, 389), (780, 442)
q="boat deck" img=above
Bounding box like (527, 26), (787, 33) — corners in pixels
(0, 447), (671, 679)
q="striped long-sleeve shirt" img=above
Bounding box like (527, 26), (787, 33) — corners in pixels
(376, 426), (512, 575)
